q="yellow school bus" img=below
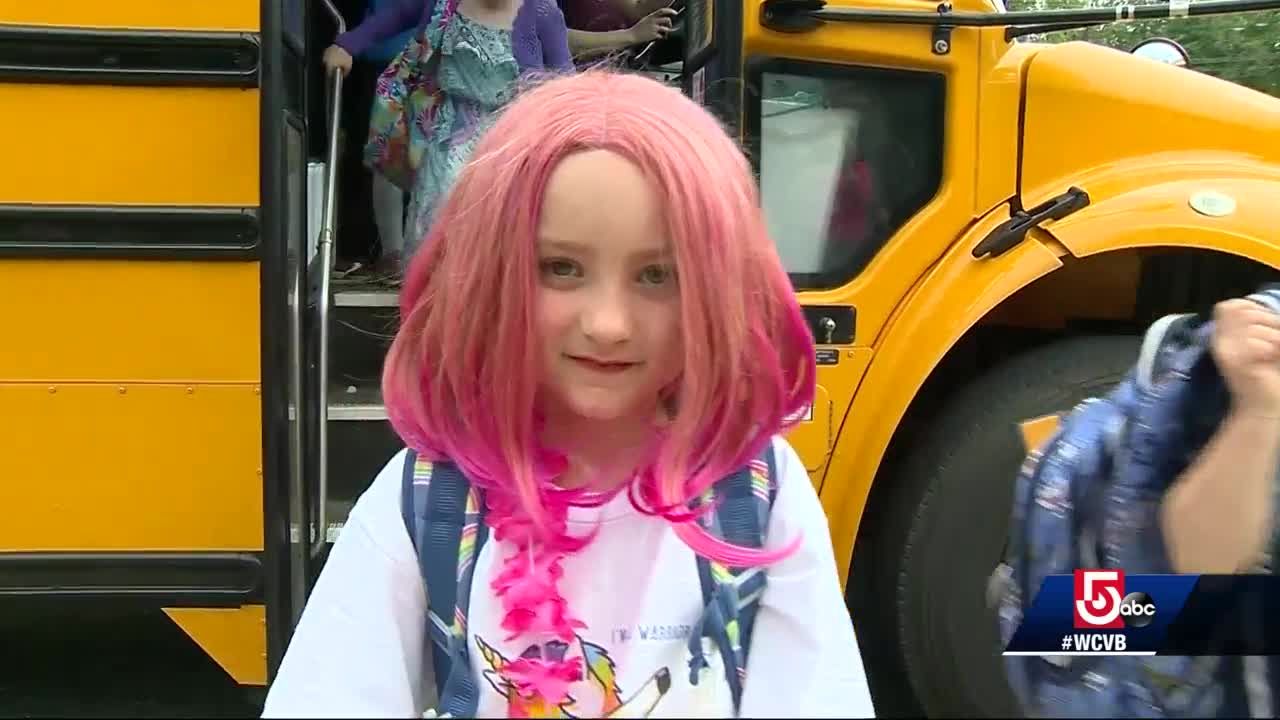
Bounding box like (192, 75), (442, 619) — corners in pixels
(1, 0), (1277, 716)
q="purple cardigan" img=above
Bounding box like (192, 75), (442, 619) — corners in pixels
(334, 0), (574, 74)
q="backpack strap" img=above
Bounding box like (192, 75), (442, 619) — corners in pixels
(403, 444), (778, 717)
(401, 450), (490, 718)
(686, 444), (779, 716)
(1134, 310), (1210, 390)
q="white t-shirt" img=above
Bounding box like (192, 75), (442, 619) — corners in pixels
(262, 436), (876, 718)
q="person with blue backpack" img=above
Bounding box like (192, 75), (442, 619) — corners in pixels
(995, 285), (1280, 718)
(262, 70), (874, 718)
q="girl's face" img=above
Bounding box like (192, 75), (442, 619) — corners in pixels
(535, 149), (683, 425)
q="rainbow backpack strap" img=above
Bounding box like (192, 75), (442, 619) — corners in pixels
(685, 443), (779, 716)
(400, 450), (489, 718)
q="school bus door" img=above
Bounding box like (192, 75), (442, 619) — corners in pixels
(734, 0), (978, 491)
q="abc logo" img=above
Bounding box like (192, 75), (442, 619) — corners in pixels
(1119, 591), (1156, 628)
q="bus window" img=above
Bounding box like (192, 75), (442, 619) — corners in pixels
(754, 63), (945, 290)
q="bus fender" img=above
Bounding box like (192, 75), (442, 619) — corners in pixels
(817, 205), (1065, 582)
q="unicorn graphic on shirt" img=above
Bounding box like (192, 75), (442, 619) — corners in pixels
(474, 634), (672, 718)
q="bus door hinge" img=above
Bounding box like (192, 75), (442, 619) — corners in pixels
(933, 2), (954, 54)
(972, 186), (1090, 259)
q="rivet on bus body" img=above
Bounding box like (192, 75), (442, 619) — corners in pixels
(48, 386), (56, 394)
(118, 386), (127, 395)
(186, 387), (194, 394)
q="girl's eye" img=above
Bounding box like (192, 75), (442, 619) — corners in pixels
(540, 258), (581, 277)
(639, 264), (675, 286)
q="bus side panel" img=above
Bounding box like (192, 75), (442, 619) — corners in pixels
(0, 34), (265, 553)
(0, 264), (261, 553)
(164, 607), (268, 685)
(0, 0), (260, 31)
(0, 261), (261, 382)
(0, 85), (259, 207)
(0, 381), (264, 551)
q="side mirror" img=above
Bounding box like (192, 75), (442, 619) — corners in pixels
(1131, 37), (1191, 67)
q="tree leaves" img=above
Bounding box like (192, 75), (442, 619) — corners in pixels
(1005, 0), (1280, 96)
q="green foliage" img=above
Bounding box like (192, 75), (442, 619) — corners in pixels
(1004, 0), (1280, 96)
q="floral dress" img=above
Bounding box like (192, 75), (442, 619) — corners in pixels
(405, 12), (519, 257)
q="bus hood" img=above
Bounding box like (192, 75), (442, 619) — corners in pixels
(1018, 40), (1280, 204)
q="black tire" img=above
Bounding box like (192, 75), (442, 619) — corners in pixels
(850, 334), (1143, 718)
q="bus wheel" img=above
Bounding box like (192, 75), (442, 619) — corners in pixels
(853, 334), (1142, 718)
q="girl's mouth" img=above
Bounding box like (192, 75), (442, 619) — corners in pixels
(568, 355), (639, 373)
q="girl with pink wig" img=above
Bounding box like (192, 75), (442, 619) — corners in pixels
(263, 69), (875, 718)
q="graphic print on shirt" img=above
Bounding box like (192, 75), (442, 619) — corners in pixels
(475, 633), (673, 718)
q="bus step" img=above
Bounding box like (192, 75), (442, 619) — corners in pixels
(328, 382), (385, 421)
(332, 290), (398, 384)
(286, 385), (386, 421)
(334, 288), (398, 308)
(325, 382), (403, 535)
(289, 500), (354, 544)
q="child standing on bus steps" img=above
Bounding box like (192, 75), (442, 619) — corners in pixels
(261, 70), (875, 719)
(324, 0), (575, 267)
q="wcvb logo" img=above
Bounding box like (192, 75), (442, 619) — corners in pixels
(1073, 569), (1156, 629)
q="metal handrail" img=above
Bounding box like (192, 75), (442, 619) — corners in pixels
(314, 0), (347, 555)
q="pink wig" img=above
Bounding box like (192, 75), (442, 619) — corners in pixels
(382, 69), (815, 674)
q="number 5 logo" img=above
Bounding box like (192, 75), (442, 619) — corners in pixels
(1073, 569), (1125, 629)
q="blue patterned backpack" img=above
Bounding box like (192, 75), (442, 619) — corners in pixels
(992, 286), (1280, 718)
(400, 446), (779, 717)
